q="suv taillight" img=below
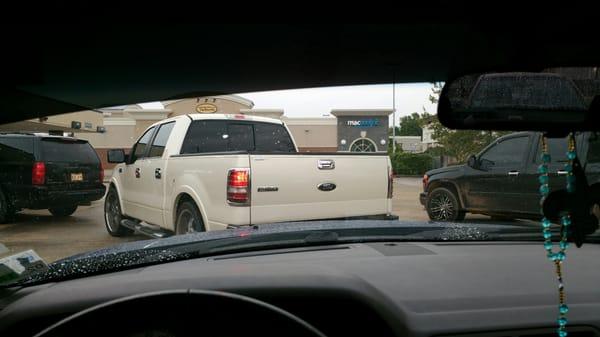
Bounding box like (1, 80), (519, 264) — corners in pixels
(32, 162), (46, 185)
(227, 168), (250, 205)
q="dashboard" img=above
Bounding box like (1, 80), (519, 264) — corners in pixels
(0, 241), (599, 337)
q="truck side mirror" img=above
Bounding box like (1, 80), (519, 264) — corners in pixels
(107, 149), (126, 163)
(467, 155), (479, 169)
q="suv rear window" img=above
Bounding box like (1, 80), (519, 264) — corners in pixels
(0, 137), (34, 161)
(181, 120), (295, 154)
(40, 138), (99, 163)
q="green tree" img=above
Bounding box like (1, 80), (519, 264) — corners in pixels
(424, 82), (509, 163)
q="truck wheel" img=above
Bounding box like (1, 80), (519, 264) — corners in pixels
(0, 189), (16, 224)
(426, 187), (466, 221)
(49, 204), (78, 217)
(104, 186), (133, 237)
(176, 201), (205, 235)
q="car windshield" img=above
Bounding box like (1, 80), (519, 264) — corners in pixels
(1, 74), (599, 287)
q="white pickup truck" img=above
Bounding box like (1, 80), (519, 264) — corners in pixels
(104, 114), (394, 237)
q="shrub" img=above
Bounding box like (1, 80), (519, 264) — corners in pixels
(389, 152), (433, 176)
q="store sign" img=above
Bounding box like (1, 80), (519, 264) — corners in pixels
(346, 119), (380, 127)
(196, 103), (218, 113)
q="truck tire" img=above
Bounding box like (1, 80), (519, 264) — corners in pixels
(0, 189), (16, 224)
(49, 204), (78, 217)
(426, 187), (466, 221)
(175, 200), (206, 234)
(104, 186), (133, 237)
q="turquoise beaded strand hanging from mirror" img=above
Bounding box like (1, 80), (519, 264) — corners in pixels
(538, 133), (576, 337)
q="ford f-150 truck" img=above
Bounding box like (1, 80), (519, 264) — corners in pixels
(104, 114), (394, 237)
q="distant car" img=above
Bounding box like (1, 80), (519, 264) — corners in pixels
(420, 132), (600, 221)
(0, 133), (106, 222)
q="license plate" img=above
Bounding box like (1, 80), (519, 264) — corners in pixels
(70, 173), (83, 182)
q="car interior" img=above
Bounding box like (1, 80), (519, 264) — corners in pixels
(0, 23), (599, 337)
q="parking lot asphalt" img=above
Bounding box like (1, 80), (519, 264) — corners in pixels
(0, 177), (518, 263)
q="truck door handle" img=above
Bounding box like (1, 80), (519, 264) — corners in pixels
(155, 168), (162, 179)
(557, 170), (569, 176)
(135, 167), (141, 178)
(507, 170), (519, 176)
(317, 159), (335, 170)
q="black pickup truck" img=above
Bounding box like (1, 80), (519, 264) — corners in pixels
(0, 133), (106, 223)
(420, 132), (600, 221)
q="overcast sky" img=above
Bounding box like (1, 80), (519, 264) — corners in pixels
(138, 82), (438, 124)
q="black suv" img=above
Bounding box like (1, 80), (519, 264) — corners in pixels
(420, 132), (600, 221)
(0, 133), (106, 223)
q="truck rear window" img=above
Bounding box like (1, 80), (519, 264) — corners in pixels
(180, 120), (295, 154)
(40, 139), (99, 163)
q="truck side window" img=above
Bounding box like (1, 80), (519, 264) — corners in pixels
(480, 136), (528, 168)
(254, 123), (295, 152)
(148, 122), (175, 158)
(0, 137), (34, 161)
(535, 137), (569, 163)
(130, 126), (156, 163)
(588, 133), (600, 163)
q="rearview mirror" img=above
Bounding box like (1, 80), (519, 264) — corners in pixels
(107, 149), (126, 163)
(438, 69), (600, 133)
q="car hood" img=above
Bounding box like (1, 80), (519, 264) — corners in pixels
(426, 164), (465, 176)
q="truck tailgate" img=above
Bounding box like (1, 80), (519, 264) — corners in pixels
(249, 154), (391, 224)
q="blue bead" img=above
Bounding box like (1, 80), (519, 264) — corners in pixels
(567, 184), (575, 193)
(538, 165), (548, 174)
(542, 218), (552, 228)
(544, 231), (552, 240)
(556, 251), (566, 261)
(540, 184), (550, 195)
(558, 317), (568, 327)
(563, 163), (572, 172)
(561, 217), (571, 226)
(560, 241), (569, 250)
(542, 153), (552, 162)
(558, 329), (568, 337)
(544, 241), (553, 250)
(539, 175), (549, 184)
(559, 304), (569, 314)
(547, 252), (556, 260)
(566, 175), (576, 184)
(567, 151), (577, 160)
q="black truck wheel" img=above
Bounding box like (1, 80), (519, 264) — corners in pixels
(0, 189), (16, 223)
(104, 186), (133, 237)
(426, 187), (466, 221)
(49, 204), (78, 217)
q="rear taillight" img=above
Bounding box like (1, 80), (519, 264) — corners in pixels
(32, 162), (46, 185)
(99, 163), (104, 183)
(227, 168), (250, 205)
(422, 174), (429, 191)
(387, 167), (393, 199)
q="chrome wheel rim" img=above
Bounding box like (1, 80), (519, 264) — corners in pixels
(176, 209), (196, 234)
(105, 192), (121, 232)
(430, 193), (454, 220)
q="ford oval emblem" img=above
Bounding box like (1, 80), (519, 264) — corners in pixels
(317, 182), (336, 192)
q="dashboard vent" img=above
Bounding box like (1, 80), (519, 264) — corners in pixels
(441, 327), (599, 337)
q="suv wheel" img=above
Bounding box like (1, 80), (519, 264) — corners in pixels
(49, 204), (78, 217)
(426, 187), (466, 221)
(0, 189), (16, 223)
(104, 186), (133, 237)
(175, 201), (205, 235)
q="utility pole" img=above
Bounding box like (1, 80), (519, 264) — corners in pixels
(392, 77), (396, 153)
